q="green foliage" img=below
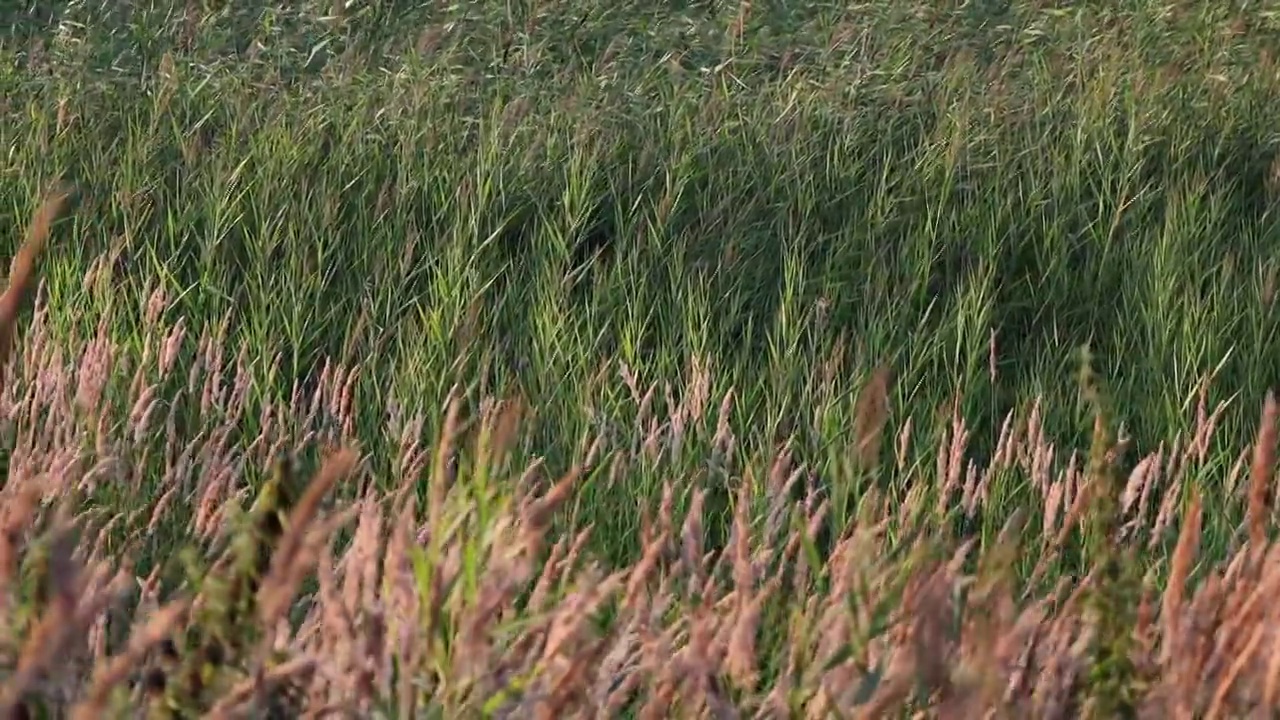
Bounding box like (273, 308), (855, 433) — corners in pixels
(2, 0), (1279, 714)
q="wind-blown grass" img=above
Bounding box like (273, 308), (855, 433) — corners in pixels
(2, 0), (1280, 716)
(0, 192), (1276, 716)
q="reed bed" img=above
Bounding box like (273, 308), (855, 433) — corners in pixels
(0, 188), (1277, 718)
(5, 2), (1280, 717)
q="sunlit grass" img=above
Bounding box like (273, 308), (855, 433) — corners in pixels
(1, 0), (1280, 714)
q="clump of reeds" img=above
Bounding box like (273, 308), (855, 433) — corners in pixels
(1, 188), (1280, 718)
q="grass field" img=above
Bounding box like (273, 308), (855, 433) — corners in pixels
(4, 0), (1280, 716)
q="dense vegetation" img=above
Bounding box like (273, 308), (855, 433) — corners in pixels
(2, 0), (1280, 716)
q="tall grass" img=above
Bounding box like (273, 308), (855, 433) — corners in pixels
(2, 0), (1280, 715)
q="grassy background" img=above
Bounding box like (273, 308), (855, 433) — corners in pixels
(4, 0), (1280, 571)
